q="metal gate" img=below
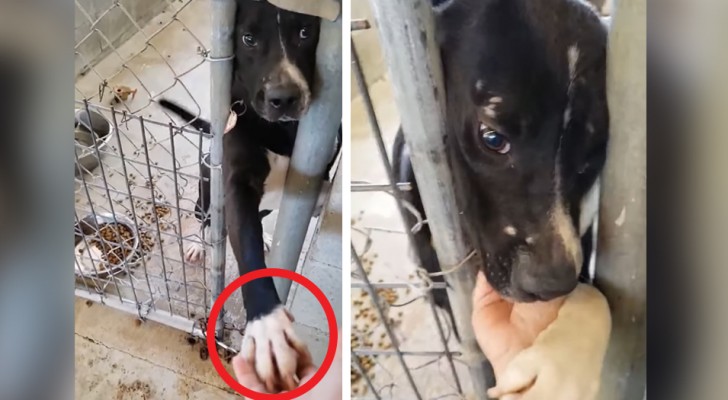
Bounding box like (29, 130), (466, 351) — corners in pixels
(73, 0), (235, 351)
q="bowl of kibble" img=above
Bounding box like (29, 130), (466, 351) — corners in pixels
(74, 213), (140, 278)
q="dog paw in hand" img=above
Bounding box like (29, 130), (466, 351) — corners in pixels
(241, 306), (312, 393)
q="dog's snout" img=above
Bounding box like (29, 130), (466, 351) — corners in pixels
(518, 267), (577, 300)
(265, 84), (301, 112)
(512, 251), (578, 301)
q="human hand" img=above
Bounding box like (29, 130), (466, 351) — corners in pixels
(232, 348), (316, 398)
(471, 271), (564, 376)
(471, 272), (612, 399)
(232, 329), (342, 400)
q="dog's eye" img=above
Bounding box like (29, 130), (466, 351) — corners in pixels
(479, 123), (510, 154)
(242, 34), (257, 47)
(299, 27), (310, 40)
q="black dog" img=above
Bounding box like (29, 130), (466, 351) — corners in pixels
(395, 0), (609, 336)
(160, 0), (340, 392)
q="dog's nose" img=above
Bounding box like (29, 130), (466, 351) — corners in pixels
(519, 269), (578, 300)
(513, 252), (578, 301)
(266, 84), (301, 112)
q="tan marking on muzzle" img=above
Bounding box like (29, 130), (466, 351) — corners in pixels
(279, 58), (311, 113)
(550, 200), (583, 272)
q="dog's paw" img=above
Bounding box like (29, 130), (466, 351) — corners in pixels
(488, 284), (611, 400)
(241, 306), (311, 393)
(184, 242), (206, 265)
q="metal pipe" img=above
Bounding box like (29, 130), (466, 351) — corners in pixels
(353, 349), (462, 357)
(271, 15), (342, 300)
(367, 0), (492, 396)
(352, 282), (448, 290)
(594, 0), (646, 398)
(209, 0), (235, 339)
(351, 182), (413, 192)
(76, 288), (195, 333)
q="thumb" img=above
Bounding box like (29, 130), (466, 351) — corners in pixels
(231, 354), (268, 395)
(472, 271), (513, 331)
(291, 337), (316, 379)
(487, 353), (538, 398)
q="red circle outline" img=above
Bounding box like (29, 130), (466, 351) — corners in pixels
(206, 268), (338, 399)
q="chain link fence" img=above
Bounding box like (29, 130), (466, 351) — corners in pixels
(73, 0), (241, 359)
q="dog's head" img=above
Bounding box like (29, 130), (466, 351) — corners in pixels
(232, 0), (320, 122)
(437, 0), (609, 302)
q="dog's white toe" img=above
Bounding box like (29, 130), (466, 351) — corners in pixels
(241, 306), (310, 393)
(184, 242), (205, 265)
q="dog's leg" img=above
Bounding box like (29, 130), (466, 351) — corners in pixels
(183, 154), (211, 265)
(226, 173), (309, 393)
(392, 129), (461, 341)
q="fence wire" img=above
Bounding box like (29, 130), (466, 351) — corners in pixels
(73, 0), (242, 357)
(350, 22), (471, 400)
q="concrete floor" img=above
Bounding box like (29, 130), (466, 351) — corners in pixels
(75, 0), (340, 397)
(75, 298), (237, 400)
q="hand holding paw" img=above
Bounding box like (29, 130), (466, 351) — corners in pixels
(472, 272), (611, 400)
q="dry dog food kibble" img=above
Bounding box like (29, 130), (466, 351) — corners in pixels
(89, 223), (135, 265)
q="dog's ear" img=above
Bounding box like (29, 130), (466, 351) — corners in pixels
(560, 44), (609, 184)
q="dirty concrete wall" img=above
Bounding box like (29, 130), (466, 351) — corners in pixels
(75, 0), (169, 76)
(351, 1), (387, 99)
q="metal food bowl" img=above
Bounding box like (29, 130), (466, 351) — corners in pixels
(74, 213), (140, 278)
(74, 107), (115, 176)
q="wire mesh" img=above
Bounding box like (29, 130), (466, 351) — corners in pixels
(350, 29), (472, 400)
(73, 0), (242, 352)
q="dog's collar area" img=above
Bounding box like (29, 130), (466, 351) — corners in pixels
(225, 111), (236, 134)
(225, 100), (247, 134)
(231, 100), (247, 116)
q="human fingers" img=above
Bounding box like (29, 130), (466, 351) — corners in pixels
(231, 354), (269, 395)
(472, 271), (514, 331)
(486, 352), (537, 398)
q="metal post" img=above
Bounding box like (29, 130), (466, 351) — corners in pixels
(209, 0), (235, 338)
(366, 0), (492, 397)
(270, 15), (342, 300)
(594, 0), (646, 398)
